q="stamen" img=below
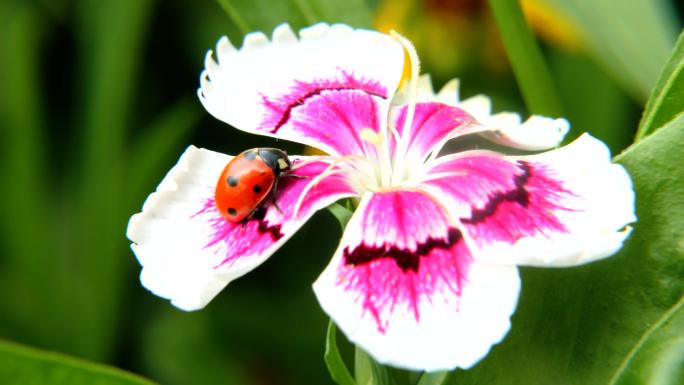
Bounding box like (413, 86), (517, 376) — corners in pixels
(418, 171), (468, 182)
(359, 127), (392, 187)
(292, 154), (370, 173)
(390, 30), (421, 184)
(360, 128), (384, 146)
(390, 31), (420, 137)
(291, 155), (377, 219)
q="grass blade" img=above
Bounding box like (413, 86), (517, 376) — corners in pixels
(487, 0), (563, 117)
(70, 0), (154, 360)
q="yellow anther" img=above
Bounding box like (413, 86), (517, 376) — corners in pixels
(360, 128), (384, 146)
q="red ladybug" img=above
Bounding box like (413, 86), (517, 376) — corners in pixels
(215, 148), (293, 223)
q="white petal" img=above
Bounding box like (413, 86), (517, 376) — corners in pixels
(421, 134), (635, 267)
(127, 147), (357, 310)
(198, 22), (404, 157)
(313, 191), (520, 371)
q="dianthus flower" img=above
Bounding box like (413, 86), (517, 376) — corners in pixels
(127, 23), (635, 371)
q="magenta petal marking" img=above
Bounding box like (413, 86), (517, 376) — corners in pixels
(262, 86), (385, 156)
(191, 159), (357, 270)
(194, 200), (283, 269)
(293, 91), (381, 155)
(337, 191), (472, 333)
(261, 70), (388, 133)
(392, 102), (472, 159)
(461, 161), (532, 224)
(345, 228), (463, 272)
(426, 154), (575, 246)
(463, 161), (574, 244)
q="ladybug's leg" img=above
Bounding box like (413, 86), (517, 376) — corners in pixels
(270, 173), (309, 216)
(271, 176), (284, 215)
(240, 207), (261, 228)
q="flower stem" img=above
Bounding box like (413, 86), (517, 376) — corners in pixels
(355, 345), (389, 385)
(487, 0), (563, 117)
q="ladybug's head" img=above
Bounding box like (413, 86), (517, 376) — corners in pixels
(257, 148), (292, 176)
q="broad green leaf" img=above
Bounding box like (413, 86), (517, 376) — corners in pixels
(355, 346), (389, 385)
(325, 320), (356, 385)
(452, 113), (684, 384)
(216, 0), (372, 37)
(636, 30), (684, 141)
(546, 0), (678, 102)
(487, 0), (563, 117)
(613, 298), (684, 385)
(0, 339), (156, 385)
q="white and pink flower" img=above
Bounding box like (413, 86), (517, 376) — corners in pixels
(126, 23), (635, 371)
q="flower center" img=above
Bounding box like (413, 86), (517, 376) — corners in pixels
(292, 32), (428, 216)
(357, 31), (423, 190)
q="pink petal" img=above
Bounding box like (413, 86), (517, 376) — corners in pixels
(313, 190), (520, 371)
(390, 102), (477, 162)
(198, 23), (404, 157)
(127, 147), (357, 310)
(421, 134), (635, 267)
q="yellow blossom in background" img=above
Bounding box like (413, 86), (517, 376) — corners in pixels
(521, 0), (585, 52)
(374, 0), (585, 79)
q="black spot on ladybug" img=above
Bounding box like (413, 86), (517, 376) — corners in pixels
(228, 208), (237, 216)
(244, 151), (257, 161)
(227, 176), (238, 187)
(253, 185), (262, 193)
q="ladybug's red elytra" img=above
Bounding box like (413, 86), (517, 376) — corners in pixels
(215, 148), (294, 223)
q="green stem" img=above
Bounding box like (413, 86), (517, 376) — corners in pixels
(487, 0), (563, 117)
(354, 345), (389, 385)
(416, 371), (449, 385)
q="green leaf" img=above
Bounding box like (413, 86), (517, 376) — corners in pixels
(636, 30), (684, 141)
(0, 339), (156, 385)
(612, 297), (684, 385)
(355, 346), (389, 385)
(216, 0), (372, 36)
(324, 320), (356, 385)
(453, 113), (684, 384)
(546, 0), (678, 102)
(416, 371), (449, 385)
(486, 0), (563, 117)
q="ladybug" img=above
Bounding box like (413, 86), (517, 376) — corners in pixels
(215, 148), (294, 223)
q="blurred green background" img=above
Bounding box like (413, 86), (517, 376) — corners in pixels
(0, 0), (682, 384)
